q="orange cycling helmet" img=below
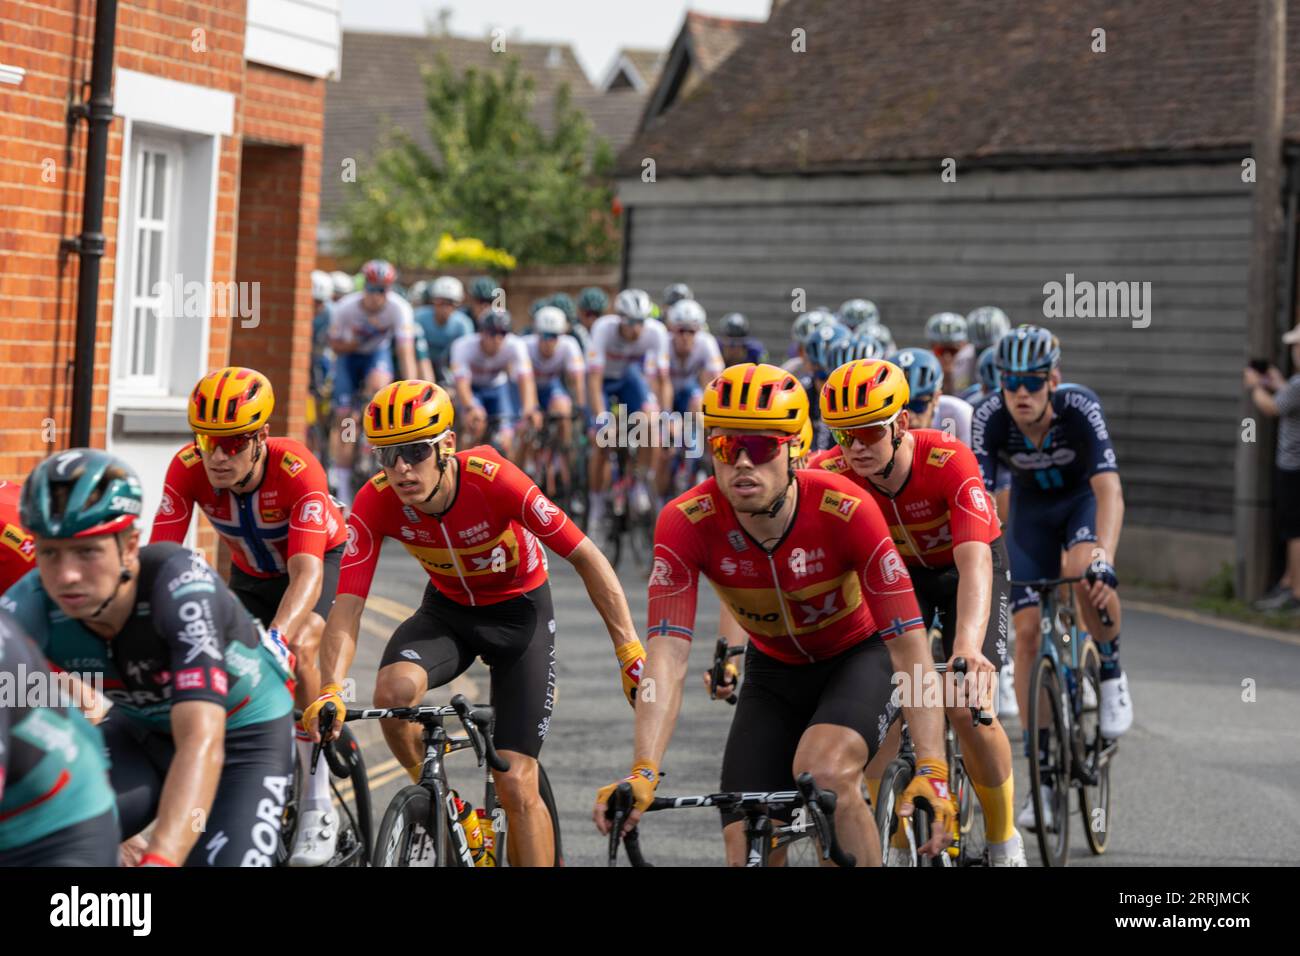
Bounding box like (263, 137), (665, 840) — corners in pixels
(702, 363), (808, 435)
(819, 359), (909, 430)
(795, 417), (814, 460)
(364, 380), (455, 447)
(189, 367), (274, 436)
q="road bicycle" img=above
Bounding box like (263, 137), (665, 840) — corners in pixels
(323, 698), (562, 867)
(605, 771), (856, 867)
(275, 710), (373, 867)
(1011, 575), (1117, 866)
(598, 403), (655, 571)
(874, 658), (990, 867)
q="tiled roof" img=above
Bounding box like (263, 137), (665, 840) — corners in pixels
(620, 0), (1296, 178)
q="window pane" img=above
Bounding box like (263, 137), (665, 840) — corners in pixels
(138, 152), (151, 219)
(133, 227), (148, 296)
(131, 306), (145, 376)
(142, 307), (157, 375)
(151, 153), (167, 220)
(148, 229), (163, 291)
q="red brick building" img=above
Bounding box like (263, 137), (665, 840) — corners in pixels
(0, 0), (339, 544)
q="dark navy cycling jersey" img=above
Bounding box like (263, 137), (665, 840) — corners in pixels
(0, 543), (293, 733)
(970, 384), (1118, 495)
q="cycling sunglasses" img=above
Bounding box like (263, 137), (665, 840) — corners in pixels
(194, 432), (254, 457)
(1001, 372), (1050, 393)
(364, 283), (388, 295)
(905, 396), (934, 414)
(375, 438), (443, 469)
(484, 328), (509, 338)
(708, 433), (797, 466)
(540, 332), (560, 341)
(832, 424), (891, 448)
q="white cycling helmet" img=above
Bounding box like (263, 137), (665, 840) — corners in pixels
(614, 288), (653, 322)
(925, 312), (968, 345)
(534, 306), (568, 336)
(331, 270), (354, 298)
(311, 269), (332, 302)
(431, 276), (465, 304)
(666, 298), (707, 331)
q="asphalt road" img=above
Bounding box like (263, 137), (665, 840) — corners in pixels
(341, 540), (1300, 867)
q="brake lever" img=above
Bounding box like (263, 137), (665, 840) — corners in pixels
(311, 702), (336, 776)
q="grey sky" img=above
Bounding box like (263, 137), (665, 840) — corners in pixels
(340, 0), (772, 85)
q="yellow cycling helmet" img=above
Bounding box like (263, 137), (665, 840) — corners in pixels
(702, 364), (808, 434)
(189, 367), (274, 436)
(364, 380), (455, 447)
(794, 417), (814, 460)
(819, 360), (909, 430)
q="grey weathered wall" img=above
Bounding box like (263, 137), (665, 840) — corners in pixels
(618, 164), (1252, 543)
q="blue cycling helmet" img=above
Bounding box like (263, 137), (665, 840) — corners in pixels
(996, 324), (1060, 373)
(805, 323), (851, 372)
(893, 347), (943, 400)
(845, 329), (887, 362)
(977, 346), (999, 392)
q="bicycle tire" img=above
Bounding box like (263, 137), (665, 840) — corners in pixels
(1028, 655), (1071, 867)
(338, 725), (374, 865)
(873, 759), (918, 867)
(276, 735), (369, 867)
(953, 755), (986, 867)
(484, 762), (564, 866)
(1078, 641), (1112, 855)
(373, 785), (460, 867)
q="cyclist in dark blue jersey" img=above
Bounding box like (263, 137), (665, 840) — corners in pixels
(970, 326), (1132, 827)
(4, 450), (293, 867)
(717, 312), (769, 368)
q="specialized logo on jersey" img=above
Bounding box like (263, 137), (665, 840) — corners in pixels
(466, 456), (500, 481)
(926, 447), (957, 468)
(280, 452), (306, 478)
(1, 524), (33, 559)
(817, 454), (851, 474)
(676, 493), (716, 524)
(179, 446), (203, 468)
(818, 489), (860, 523)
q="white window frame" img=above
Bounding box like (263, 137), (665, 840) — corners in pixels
(118, 135), (183, 396)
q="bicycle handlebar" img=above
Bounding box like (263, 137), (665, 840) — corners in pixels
(343, 699), (511, 773)
(709, 637), (745, 706)
(935, 657), (993, 727)
(1010, 575), (1114, 628)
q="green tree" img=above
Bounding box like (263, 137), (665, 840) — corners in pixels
(340, 56), (620, 268)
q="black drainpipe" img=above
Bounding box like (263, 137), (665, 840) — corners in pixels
(63, 0), (118, 448)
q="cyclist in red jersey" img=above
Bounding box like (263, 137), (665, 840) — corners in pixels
(810, 358), (1026, 865)
(0, 481), (36, 594)
(149, 366), (347, 866)
(594, 363), (955, 866)
(304, 380), (643, 867)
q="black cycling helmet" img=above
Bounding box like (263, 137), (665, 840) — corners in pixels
(480, 309), (513, 334)
(719, 312), (749, 339)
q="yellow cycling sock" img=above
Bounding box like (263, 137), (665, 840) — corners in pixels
(973, 778), (1016, 844)
(404, 762), (423, 784)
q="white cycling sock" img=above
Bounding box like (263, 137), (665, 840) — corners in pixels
(988, 830), (1023, 860)
(296, 733), (331, 810)
(589, 490), (607, 527)
(330, 467), (352, 504)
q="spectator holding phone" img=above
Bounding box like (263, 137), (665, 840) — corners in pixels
(1245, 324), (1300, 611)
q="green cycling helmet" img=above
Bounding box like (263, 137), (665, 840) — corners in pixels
(21, 449), (144, 539)
(550, 292), (577, 323)
(468, 276), (497, 303)
(578, 287), (608, 314)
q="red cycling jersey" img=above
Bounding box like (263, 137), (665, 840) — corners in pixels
(150, 437), (347, 578)
(0, 481), (35, 594)
(808, 429), (999, 570)
(647, 469), (924, 665)
(338, 446), (586, 606)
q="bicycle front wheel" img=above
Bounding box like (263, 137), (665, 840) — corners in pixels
(374, 785), (458, 867)
(1028, 655), (1071, 867)
(1077, 641), (1112, 855)
(874, 759), (918, 867)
